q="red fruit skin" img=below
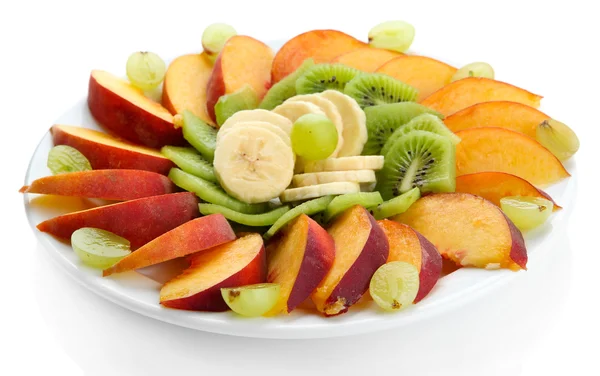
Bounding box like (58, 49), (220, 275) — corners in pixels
(414, 231), (442, 303)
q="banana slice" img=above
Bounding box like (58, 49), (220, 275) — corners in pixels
(280, 182), (360, 202)
(219, 109), (293, 134)
(214, 126), (294, 204)
(217, 120), (291, 146)
(304, 156), (385, 172)
(320, 90), (367, 156)
(293, 170), (376, 187)
(287, 95), (345, 157)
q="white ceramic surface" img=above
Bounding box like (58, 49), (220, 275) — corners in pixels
(22, 45), (577, 339)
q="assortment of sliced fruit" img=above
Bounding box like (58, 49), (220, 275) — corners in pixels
(21, 20), (579, 318)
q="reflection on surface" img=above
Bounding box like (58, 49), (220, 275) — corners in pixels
(33, 232), (573, 376)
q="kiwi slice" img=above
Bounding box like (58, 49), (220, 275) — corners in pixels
(381, 114), (460, 157)
(199, 203), (290, 226)
(295, 63), (361, 95)
(214, 85), (259, 127)
(375, 131), (456, 200)
(161, 146), (217, 183)
(324, 192), (383, 222)
(260, 59), (315, 110)
(370, 187), (420, 220)
(264, 195), (334, 239)
(168, 168), (269, 214)
(182, 110), (217, 162)
(362, 102), (444, 156)
(344, 73), (418, 109)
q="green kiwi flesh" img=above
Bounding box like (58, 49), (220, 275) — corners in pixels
(260, 59), (315, 110)
(199, 203), (290, 226)
(344, 73), (418, 108)
(182, 110), (217, 162)
(295, 63), (361, 94)
(362, 102), (444, 156)
(370, 187), (420, 220)
(324, 192), (383, 222)
(161, 146), (217, 183)
(376, 131), (456, 200)
(264, 195), (333, 239)
(214, 85), (259, 127)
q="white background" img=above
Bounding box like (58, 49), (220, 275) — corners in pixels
(2, 0), (599, 374)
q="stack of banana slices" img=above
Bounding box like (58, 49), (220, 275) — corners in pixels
(213, 90), (384, 204)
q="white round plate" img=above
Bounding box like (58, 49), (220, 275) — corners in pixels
(22, 42), (577, 339)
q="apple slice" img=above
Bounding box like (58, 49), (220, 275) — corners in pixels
(420, 77), (543, 116)
(103, 214), (236, 276)
(311, 205), (389, 316)
(88, 70), (183, 148)
(51, 125), (174, 175)
(444, 101), (549, 138)
(377, 220), (442, 303)
(455, 172), (560, 210)
(160, 234), (267, 312)
(266, 214), (335, 315)
(162, 53), (215, 126)
(376, 55), (457, 101)
(455, 127), (570, 186)
(20, 169), (175, 200)
(206, 36), (274, 122)
(37, 192), (199, 249)
(394, 193), (527, 271)
(331, 47), (401, 72)
(272, 29), (367, 83)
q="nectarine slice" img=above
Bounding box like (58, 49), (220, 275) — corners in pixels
(444, 101), (549, 138)
(162, 53), (215, 126)
(312, 205), (388, 316)
(37, 192), (199, 249)
(456, 172), (560, 210)
(420, 77), (543, 116)
(103, 214), (235, 276)
(331, 47), (401, 72)
(455, 127), (569, 186)
(206, 36), (274, 122)
(266, 214), (335, 314)
(376, 55), (457, 101)
(160, 234), (266, 312)
(88, 70), (183, 148)
(377, 220), (442, 303)
(20, 169), (175, 201)
(271, 30), (367, 83)
(51, 125), (174, 175)
(394, 193), (527, 271)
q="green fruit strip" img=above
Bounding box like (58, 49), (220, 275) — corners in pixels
(199, 204), (290, 227)
(161, 146), (217, 183)
(182, 110), (217, 162)
(371, 187), (421, 220)
(264, 195), (334, 239)
(324, 192), (383, 222)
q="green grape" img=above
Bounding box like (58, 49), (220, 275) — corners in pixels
(500, 196), (554, 231)
(202, 23), (237, 58)
(451, 62), (495, 82)
(291, 113), (338, 160)
(221, 283), (280, 317)
(369, 261), (419, 312)
(126, 51), (166, 91)
(47, 145), (92, 175)
(71, 228), (131, 269)
(368, 20), (415, 53)
(536, 119), (580, 161)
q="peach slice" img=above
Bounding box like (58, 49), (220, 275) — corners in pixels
(266, 214), (335, 314)
(271, 30), (367, 83)
(394, 193), (527, 271)
(88, 70), (183, 148)
(444, 101), (549, 138)
(20, 170), (175, 201)
(311, 205), (388, 316)
(162, 53), (215, 126)
(37, 192), (199, 249)
(455, 172), (560, 210)
(377, 220), (442, 303)
(160, 234), (266, 312)
(455, 127), (570, 186)
(420, 77), (543, 116)
(206, 36), (274, 122)
(331, 47), (401, 72)
(376, 55), (457, 101)
(103, 214), (235, 276)
(51, 125), (174, 175)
